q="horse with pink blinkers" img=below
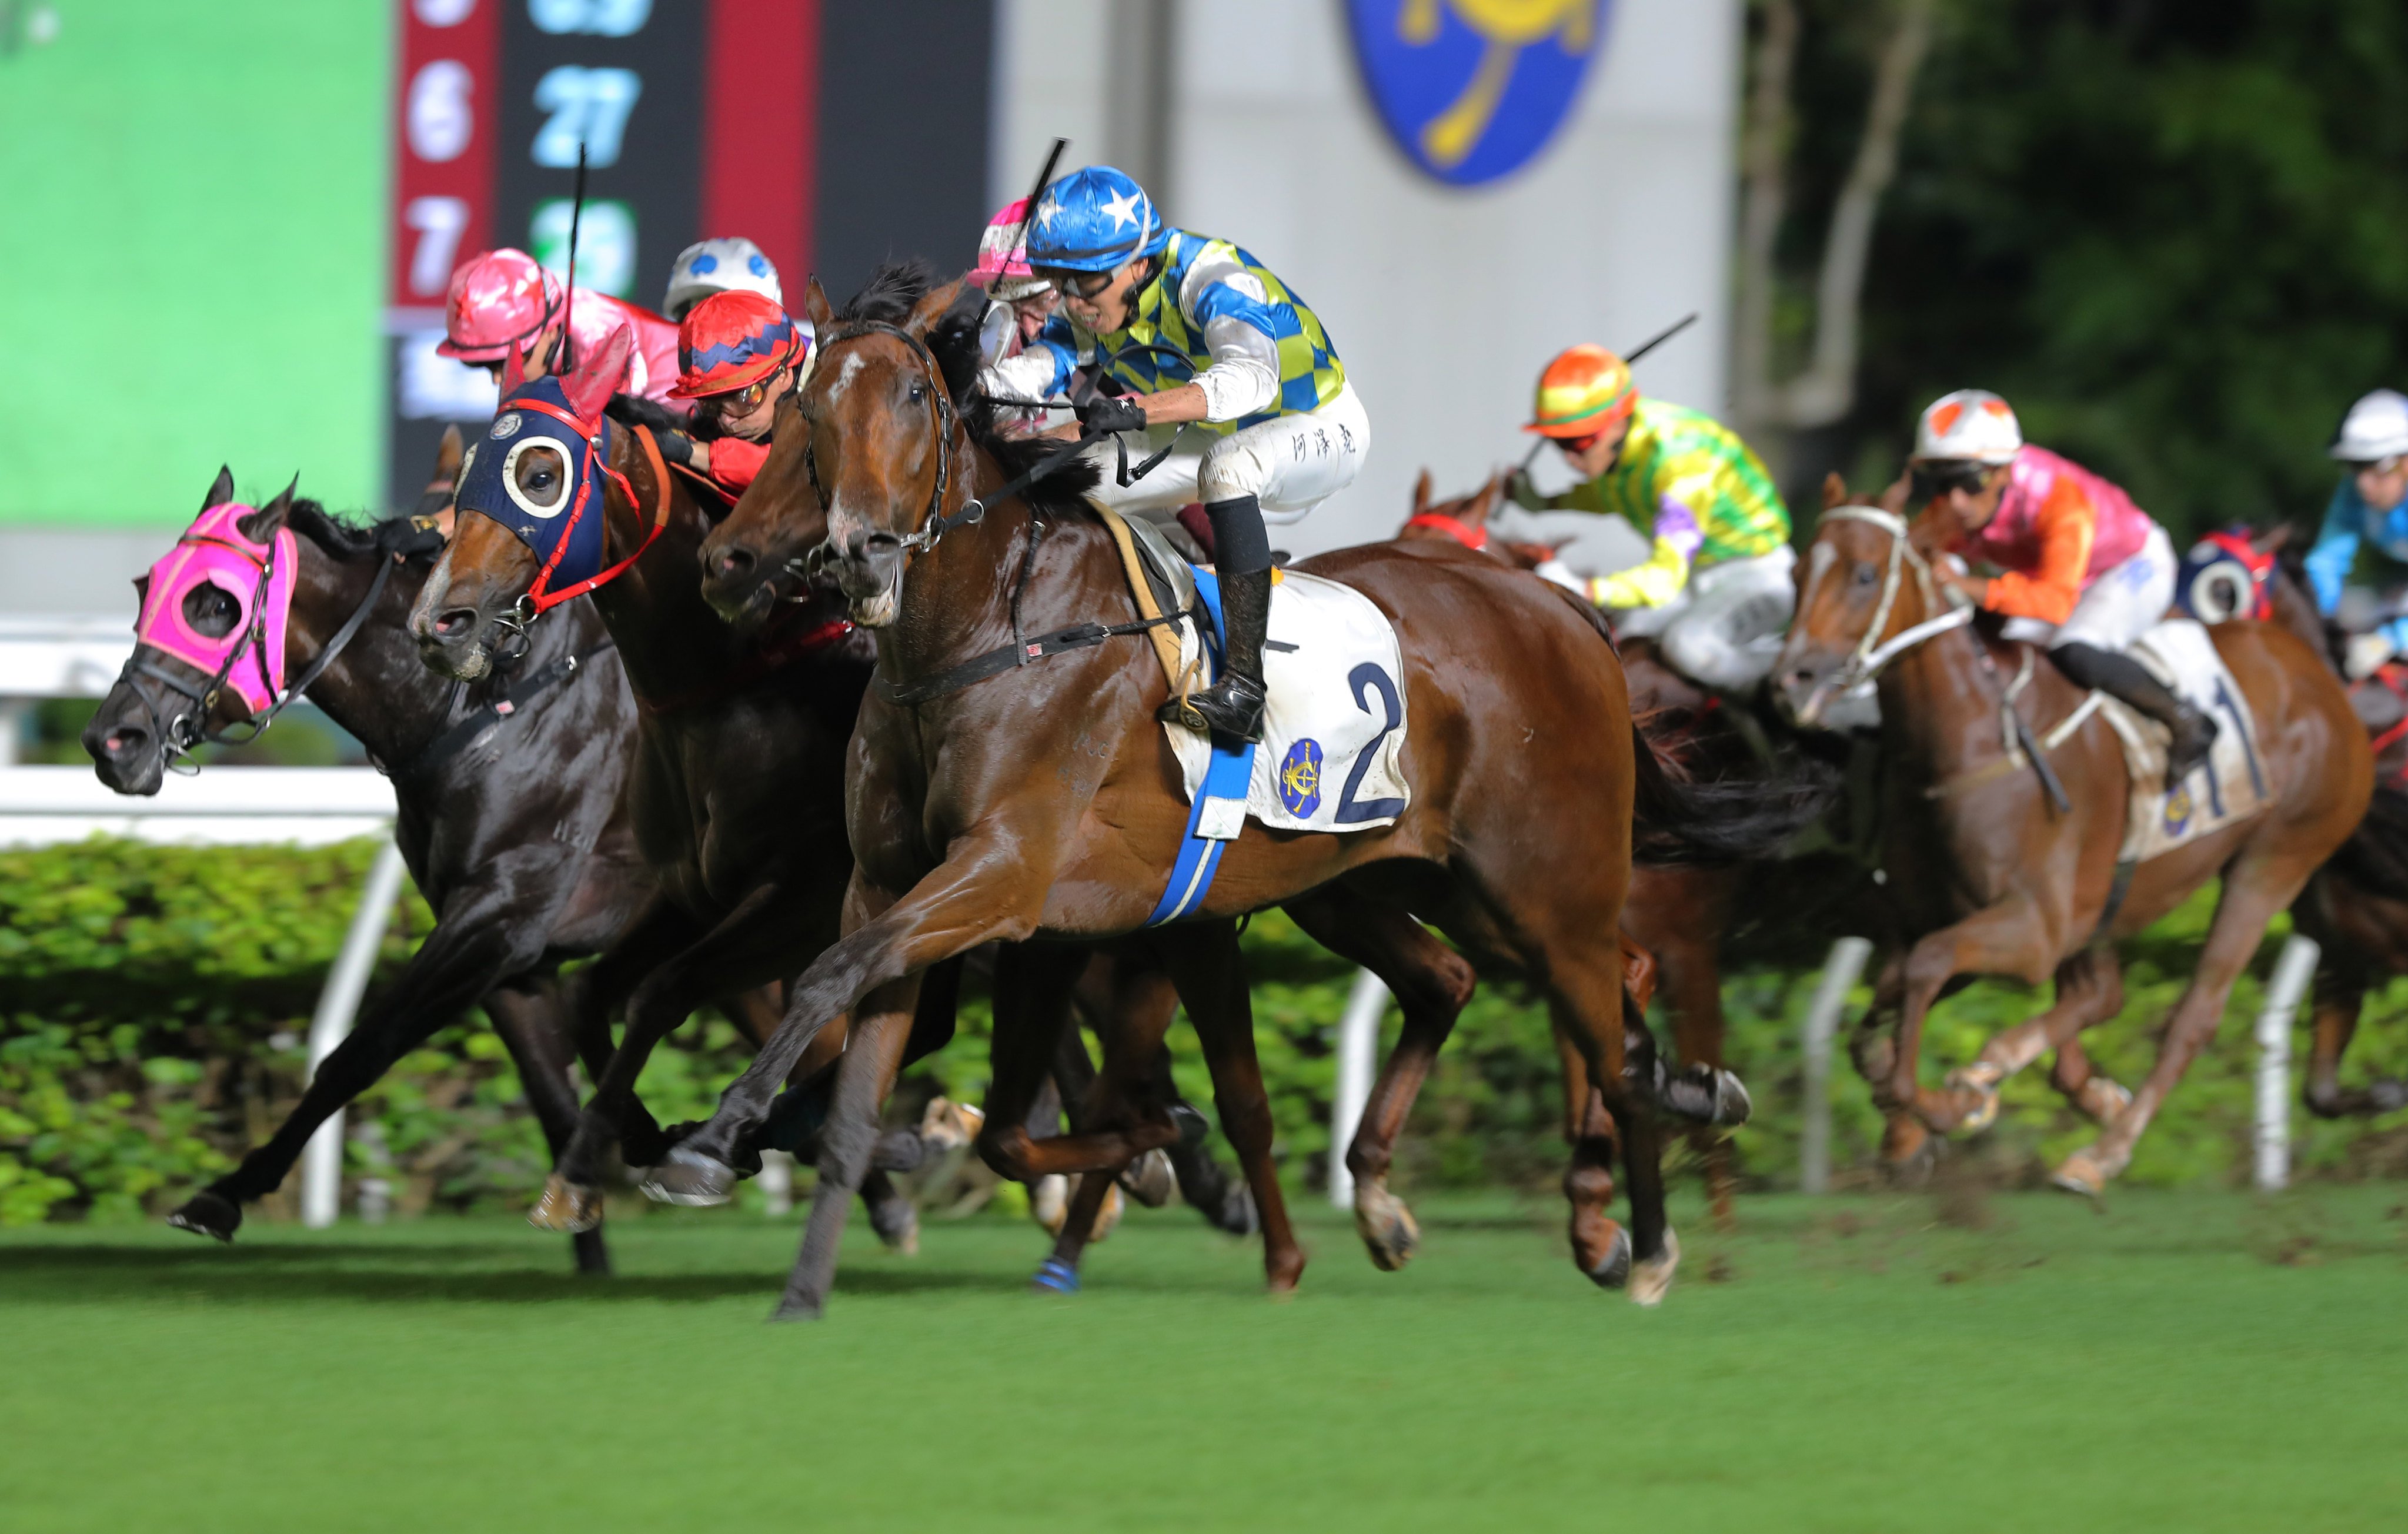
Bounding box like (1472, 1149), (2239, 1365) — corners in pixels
(117, 489), (305, 764)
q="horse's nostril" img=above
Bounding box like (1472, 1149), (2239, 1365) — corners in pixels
(714, 547), (755, 579)
(432, 608), (477, 639)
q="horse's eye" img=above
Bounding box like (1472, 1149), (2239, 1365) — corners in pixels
(182, 583), (241, 638)
(1851, 563), (1878, 589)
(907, 381), (926, 403)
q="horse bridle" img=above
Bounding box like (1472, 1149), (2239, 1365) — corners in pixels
(121, 519), (431, 774)
(1794, 504), (1975, 723)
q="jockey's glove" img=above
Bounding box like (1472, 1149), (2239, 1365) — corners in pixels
(1077, 395), (1150, 436)
(1532, 559), (1585, 596)
(651, 429), (699, 469)
(2346, 631), (2397, 681)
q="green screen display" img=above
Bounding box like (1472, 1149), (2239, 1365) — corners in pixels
(0, 1), (388, 526)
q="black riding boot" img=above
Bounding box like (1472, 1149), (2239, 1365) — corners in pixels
(1161, 494), (1272, 741)
(2052, 641), (2218, 787)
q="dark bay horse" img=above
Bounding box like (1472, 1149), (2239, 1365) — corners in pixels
(403, 326), (1251, 1249)
(80, 468), (769, 1274)
(1398, 474), (1872, 1222)
(1774, 478), (2369, 1193)
(647, 270), (1791, 1319)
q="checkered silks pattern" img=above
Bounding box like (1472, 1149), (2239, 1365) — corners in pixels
(1554, 397), (1791, 566)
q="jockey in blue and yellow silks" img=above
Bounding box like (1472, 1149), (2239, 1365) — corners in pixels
(980, 165), (1371, 744)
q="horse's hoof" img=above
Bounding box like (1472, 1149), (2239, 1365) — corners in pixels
(2049, 1148), (2109, 1198)
(1711, 1068), (1753, 1128)
(1585, 1224), (1633, 1289)
(638, 1145), (737, 1207)
(1118, 1148), (1177, 1207)
(2372, 1079), (2408, 1114)
(1353, 1181), (1421, 1272)
(866, 1195), (919, 1255)
(166, 1191), (240, 1244)
(1943, 1062), (2006, 1133)
(767, 1295), (824, 1324)
(917, 1097), (984, 1152)
(2072, 1077), (2133, 1127)
(529, 1174), (605, 1232)
(1881, 1117), (1935, 1187)
(1630, 1228), (1681, 1308)
(1031, 1174), (1069, 1236)
(1030, 1256), (1081, 1294)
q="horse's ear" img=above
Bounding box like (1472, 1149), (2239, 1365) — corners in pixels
(1820, 471), (1849, 511)
(432, 425), (465, 486)
(499, 333), (529, 393)
(803, 278), (834, 335)
(1471, 473), (1503, 522)
(1411, 469), (1431, 516)
(903, 276), (970, 339)
(562, 320), (633, 420)
(203, 466), (236, 512)
(2255, 523), (2293, 556)
(1879, 472), (1911, 515)
(131, 572), (152, 610)
(238, 477), (296, 542)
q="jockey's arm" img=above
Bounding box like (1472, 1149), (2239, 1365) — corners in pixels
(2303, 479), (2362, 618)
(1589, 494), (1701, 610)
(1124, 262), (1284, 426)
(1978, 476), (2093, 626)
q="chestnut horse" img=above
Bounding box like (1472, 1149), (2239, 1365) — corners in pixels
(1398, 473), (1872, 1222)
(647, 270), (1794, 1319)
(1774, 477), (2369, 1192)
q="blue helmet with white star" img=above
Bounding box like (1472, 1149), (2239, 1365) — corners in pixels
(1023, 165), (1170, 273)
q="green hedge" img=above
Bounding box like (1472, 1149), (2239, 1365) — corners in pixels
(5, 838), (2405, 1225)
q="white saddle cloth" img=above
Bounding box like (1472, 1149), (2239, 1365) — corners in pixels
(1164, 568), (1413, 834)
(2089, 619), (2269, 863)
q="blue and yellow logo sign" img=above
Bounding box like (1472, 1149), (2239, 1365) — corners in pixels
(1346, 0), (1611, 186)
(2162, 783), (2194, 837)
(1278, 738), (1325, 818)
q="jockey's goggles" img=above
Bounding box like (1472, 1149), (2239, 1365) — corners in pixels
(2349, 454), (2407, 476)
(1552, 424), (1614, 454)
(696, 372), (784, 418)
(1911, 462), (1995, 501)
(1038, 265), (1118, 301)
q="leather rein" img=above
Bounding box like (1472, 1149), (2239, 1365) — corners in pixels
(803, 320), (1195, 708)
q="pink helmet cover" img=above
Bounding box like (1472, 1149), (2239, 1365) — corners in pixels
(133, 501), (298, 718)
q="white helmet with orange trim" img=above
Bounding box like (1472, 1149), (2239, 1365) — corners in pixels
(1912, 389), (2023, 466)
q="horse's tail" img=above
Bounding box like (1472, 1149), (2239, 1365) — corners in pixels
(1628, 719), (1836, 864)
(2328, 786), (2408, 901)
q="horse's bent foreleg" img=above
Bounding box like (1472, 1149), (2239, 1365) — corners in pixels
(1932, 947), (2126, 1133)
(977, 944), (1177, 1184)
(1282, 891), (1476, 1272)
(1883, 898), (2048, 1174)
(2055, 870), (2295, 1194)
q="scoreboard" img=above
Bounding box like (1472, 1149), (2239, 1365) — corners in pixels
(382, 0), (817, 507)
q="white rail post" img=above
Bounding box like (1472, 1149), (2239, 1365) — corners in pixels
(1800, 936), (1873, 1195)
(1328, 968), (1388, 1208)
(300, 838), (411, 1229)
(2253, 934), (2318, 1194)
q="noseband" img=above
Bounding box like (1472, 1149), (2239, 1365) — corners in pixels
(1798, 506), (1975, 718)
(804, 321), (971, 561)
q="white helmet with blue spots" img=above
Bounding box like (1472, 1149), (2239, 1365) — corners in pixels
(1024, 165), (1171, 274)
(661, 236), (783, 322)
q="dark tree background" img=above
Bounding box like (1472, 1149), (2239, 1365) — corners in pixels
(1767, 0), (2408, 540)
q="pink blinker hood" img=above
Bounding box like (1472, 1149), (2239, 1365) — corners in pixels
(133, 500), (299, 717)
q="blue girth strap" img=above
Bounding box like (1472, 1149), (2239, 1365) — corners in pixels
(1145, 567), (1256, 926)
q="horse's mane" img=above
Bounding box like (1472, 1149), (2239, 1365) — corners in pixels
(286, 500), (383, 560)
(836, 260), (1100, 520)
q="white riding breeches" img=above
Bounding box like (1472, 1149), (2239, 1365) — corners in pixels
(1646, 546), (1799, 692)
(2002, 523), (2178, 652)
(1081, 386), (1370, 525)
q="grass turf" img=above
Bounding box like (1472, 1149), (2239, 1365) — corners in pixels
(2, 1188), (2403, 1532)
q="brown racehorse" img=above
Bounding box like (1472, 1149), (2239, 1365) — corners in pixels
(650, 271), (1786, 1318)
(1398, 474), (1875, 1224)
(1774, 476), (2370, 1192)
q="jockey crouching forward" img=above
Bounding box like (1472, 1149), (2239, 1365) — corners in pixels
(1511, 345), (1795, 693)
(441, 247), (683, 406)
(1911, 389), (2216, 783)
(981, 165), (1370, 743)
(662, 290), (810, 496)
(2303, 388), (2408, 680)
(971, 198), (1069, 436)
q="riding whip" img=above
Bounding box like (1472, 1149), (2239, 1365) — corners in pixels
(561, 141), (587, 371)
(1518, 310), (1702, 473)
(1004, 136), (1068, 280)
